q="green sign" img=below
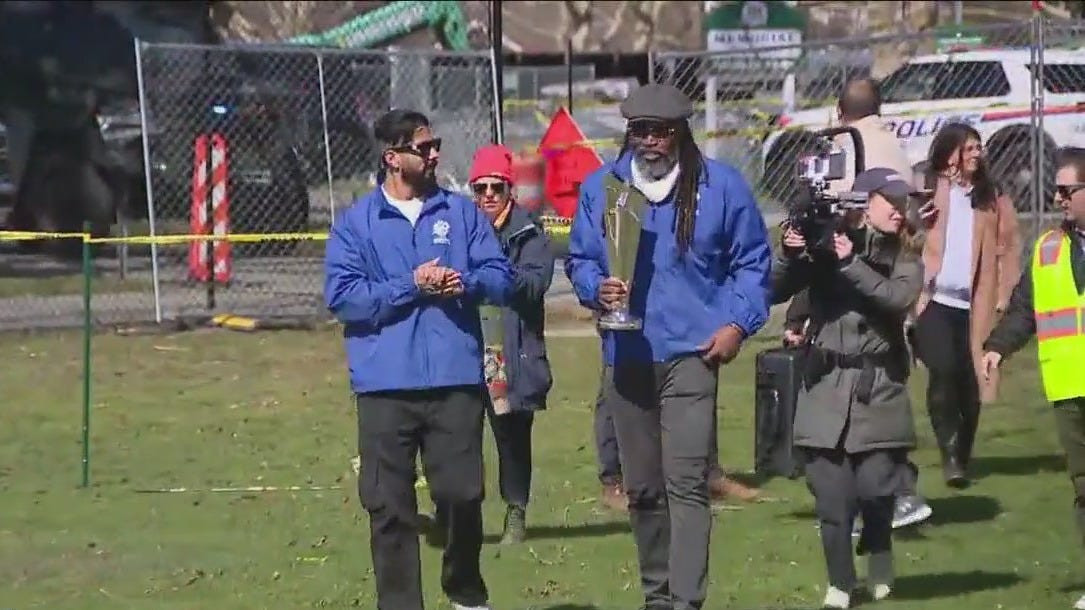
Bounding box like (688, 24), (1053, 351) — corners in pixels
(704, 1), (807, 60)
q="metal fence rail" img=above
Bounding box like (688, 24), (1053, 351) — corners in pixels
(131, 42), (497, 324)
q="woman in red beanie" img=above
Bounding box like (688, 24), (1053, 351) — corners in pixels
(468, 144), (555, 543)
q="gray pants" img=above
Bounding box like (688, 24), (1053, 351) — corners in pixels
(805, 447), (896, 592)
(606, 356), (717, 610)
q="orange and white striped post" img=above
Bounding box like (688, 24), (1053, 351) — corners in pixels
(188, 133), (231, 285)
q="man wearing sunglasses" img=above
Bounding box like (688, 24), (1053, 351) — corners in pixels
(565, 84), (772, 610)
(982, 146), (1085, 610)
(324, 109), (512, 610)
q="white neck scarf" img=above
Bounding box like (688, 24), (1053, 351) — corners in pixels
(631, 160), (680, 203)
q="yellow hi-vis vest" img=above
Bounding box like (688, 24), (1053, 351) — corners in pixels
(1032, 229), (1085, 403)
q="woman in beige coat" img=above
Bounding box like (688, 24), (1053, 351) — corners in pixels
(911, 123), (1021, 488)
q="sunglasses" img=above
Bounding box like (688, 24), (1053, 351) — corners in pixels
(1056, 183), (1085, 199)
(391, 137), (442, 157)
(472, 181), (508, 196)
(628, 121), (677, 140)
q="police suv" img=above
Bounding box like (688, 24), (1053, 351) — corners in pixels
(761, 49), (1085, 211)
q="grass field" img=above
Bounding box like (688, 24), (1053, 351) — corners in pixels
(0, 320), (1081, 610)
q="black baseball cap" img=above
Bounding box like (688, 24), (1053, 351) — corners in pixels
(852, 168), (914, 199)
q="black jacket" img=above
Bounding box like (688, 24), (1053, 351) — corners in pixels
(984, 228), (1085, 357)
(495, 205), (555, 411)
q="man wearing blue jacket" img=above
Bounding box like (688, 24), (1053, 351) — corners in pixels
(565, 84), (772, 610)
(324, 109), (512, 610)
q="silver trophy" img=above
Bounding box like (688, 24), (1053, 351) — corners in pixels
(598, 187), (643, 331)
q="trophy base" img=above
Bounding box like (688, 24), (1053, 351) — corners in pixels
(597, 310), (643, 331)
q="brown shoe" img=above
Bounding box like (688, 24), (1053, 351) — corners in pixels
(709, 474), (761, 502)
(600, 482), (628, 512)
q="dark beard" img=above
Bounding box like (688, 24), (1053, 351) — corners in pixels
(403, 164), (437, 192)
(633, 151), (677, 180)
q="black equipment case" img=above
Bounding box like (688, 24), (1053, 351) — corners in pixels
(754, 346), (805, 480)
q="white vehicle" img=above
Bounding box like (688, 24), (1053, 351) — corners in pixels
(760, 49), (1085, 210)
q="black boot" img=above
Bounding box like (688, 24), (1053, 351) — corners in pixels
(500, 505), (526, 544)
(940, 443), (969, 489)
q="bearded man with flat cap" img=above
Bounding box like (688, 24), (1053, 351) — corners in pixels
(565, 84), (772, 609)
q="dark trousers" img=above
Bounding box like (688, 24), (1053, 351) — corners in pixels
(485, 402), (535, 508)
(915, 301), (982, 468)
(594, 365), (723, 487)
(606, 357), (718, 610)
(594, 366), (623, 485)
(355, 387), (488, 610)
(805, 446), (896, 591)
(1054, 398), (1085, 549)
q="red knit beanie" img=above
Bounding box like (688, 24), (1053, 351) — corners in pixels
(469, 145), (514, 184)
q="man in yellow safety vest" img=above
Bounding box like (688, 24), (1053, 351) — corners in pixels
(982, 146), (1085, 610)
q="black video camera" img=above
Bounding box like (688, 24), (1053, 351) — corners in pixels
(786, 126), (870, 254)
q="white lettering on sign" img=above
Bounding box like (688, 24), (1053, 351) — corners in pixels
(707, 28), (802, 59)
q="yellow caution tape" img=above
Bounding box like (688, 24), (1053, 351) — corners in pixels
(0, 231), (89, 241)
(86, 232), (329, 245)
(0, 224), (572, 246)
(211, 314), (259, 331)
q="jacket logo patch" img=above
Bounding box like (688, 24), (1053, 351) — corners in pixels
(432, 219), (451, 245)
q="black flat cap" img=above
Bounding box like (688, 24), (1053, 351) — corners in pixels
(620, 84), (694, 122)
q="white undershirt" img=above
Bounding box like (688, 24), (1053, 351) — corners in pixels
(383, 186), (424, 226)
(932, 184), (975, 310)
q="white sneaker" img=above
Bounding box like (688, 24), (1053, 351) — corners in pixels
(867, 551), (894, 601)
(1073, 593), (1085, 609)
(822, 585), (851, 609)
(452, 604), (492, 610)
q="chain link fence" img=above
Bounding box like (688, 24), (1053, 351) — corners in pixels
(4, 20), (1085, 331)
(650, 19), (1085, 234)
(129, 42), (497, 325)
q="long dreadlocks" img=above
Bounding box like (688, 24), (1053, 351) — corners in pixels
(621, 119), (705, 255)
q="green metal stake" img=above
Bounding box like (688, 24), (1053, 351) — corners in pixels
(81, 224), (92, 488)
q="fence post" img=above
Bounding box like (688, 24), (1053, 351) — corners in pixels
(316, 51), (337, 224)
(1036, 8), (1046, 243)
(705, 66), (718, 160)
(81, 222), (93, 489)
(134, 38), (163, 324)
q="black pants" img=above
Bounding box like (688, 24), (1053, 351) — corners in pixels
(594, 365), (724, 488)
(914, 301), (982, 468)
(355, 387), (488, 610)
(485, 401), (535, 508)
(805, 446), (896, 591)
(607, 357), (719, 610)
(1054, 398), (1085, 550)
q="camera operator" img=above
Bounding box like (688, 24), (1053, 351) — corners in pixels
(772, 168), (923, 609)
(787, 78), (933, 531)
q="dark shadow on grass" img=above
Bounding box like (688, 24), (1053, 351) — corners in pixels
(482, 521), (630, 544)
(893, 570), (1024, 600)
(927, 494), (1002, 526)
(969, 453), (1065, 480)
(1059, 581), (1085, 593)
(783, 508), (815, 521)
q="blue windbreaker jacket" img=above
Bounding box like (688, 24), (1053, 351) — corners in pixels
(324, 185), (514, 393)
(565, 153), (773, 366)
